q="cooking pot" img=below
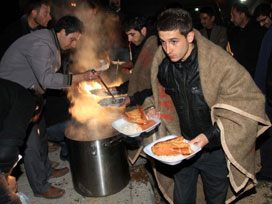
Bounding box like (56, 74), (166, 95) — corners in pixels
(67, 134), (130, 197)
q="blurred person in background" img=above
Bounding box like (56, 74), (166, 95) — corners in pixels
(254, 3), (272, 28)
(199, 6), (228, 49)
(228, 2), (266, 77)
(254, 3), (272, 182)
(0, 0), (58, 159)
(110, 17), (158, 107)
(0, 0), (52, 59)
(0, 15), (98, 199)
(0, 78), (42, 204)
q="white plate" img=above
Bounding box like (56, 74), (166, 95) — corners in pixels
(143, 135), (201, 165)
(112, 117), (161, 137)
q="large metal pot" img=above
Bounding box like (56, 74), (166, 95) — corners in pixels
(67, 134), (130, 197)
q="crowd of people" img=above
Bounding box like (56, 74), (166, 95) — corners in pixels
(0, 0), (271, 203)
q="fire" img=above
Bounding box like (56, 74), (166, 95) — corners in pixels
(82, 81), (102, 91)
(67, 81), (124, 137)
(66, 80), (125, 140)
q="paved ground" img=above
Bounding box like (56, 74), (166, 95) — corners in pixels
(16, 148), (160, 204)
(16, 145), (272, 204)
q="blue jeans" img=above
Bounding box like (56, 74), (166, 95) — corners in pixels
(46, 121), (69, 160)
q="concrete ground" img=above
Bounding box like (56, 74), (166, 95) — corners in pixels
(16, 145), (272, 204)
(16, 148), (160, 204)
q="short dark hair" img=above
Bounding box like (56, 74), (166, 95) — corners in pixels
(254, 3), (271, 18)
(23, 0), (51, 15)
(53, 15), (84, 35)
(124, 17), (147, 32)
(199, 6), (215, 17)
(232, 2), (250, 17)
(157, 8), (193, 36)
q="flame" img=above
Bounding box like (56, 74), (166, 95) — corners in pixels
(79, 81), (102, 91)
(67, 81), (124, 125)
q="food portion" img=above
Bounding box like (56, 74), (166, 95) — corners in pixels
(118, 122), (142, 135)
(151, 136), (192, 156)
(124, 107), (156, 130)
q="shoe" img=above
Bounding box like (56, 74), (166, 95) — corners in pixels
(35, 186), (65, 199)
(50, 167), (69, 179)
(256, 172), (272, 182)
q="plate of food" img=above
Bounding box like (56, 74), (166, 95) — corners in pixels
(98, 96), (126, 107)
(143, 135), (201, 165)
(112, 107), (161, 137)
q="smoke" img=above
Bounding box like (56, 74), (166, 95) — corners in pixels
(70, 2), (123, 73)
(66, 81), (125, 141)
(51, 1), (128, 141)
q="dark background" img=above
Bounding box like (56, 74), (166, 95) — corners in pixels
(1, 0), (270, 31)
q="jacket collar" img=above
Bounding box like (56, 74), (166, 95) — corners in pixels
(50, 29), (61, 52)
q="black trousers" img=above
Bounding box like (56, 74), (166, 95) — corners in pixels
(23, 117), (52, 194)
(0, 145), (18, 173)
(259, 128), (272, 177)
(174, 148), (228, 204)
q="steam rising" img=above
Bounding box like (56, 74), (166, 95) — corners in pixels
(66, 81), (125, 141)
(70, 3), (123, 73)
(53, 2), (128, 141)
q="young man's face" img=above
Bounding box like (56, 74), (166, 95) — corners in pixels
(200, 13), (215, 29)
(230, 8), (244, 27)
(126, 28), (146, 46)
(33, 4), (52, 27)
(58, 29), (82, 50)
(256, 15), (272, 28)
(158, 29), (194, 62)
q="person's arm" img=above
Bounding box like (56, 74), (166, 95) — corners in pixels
(115, 81), (129, 94)
(129, 89), (153, 106)
(71, 71), (99, 85)
(189, 123), (221, 150)
(29, 43), (98, 89)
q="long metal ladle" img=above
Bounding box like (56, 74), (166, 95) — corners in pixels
(91, 69), (116, 101)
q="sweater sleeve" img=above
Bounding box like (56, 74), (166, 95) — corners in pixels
(129, 89), (152, 106)
(203, 123), (221, 150)
(116, 81), (129, 94)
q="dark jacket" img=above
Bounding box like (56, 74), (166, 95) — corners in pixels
(157, 46), (220, 150)
(0, 78), (35, 146)
(254, 28), (272, 120)
(200, 25), (228, 49)
(266, 50), (272, 108)
(228, 19), (266, 77)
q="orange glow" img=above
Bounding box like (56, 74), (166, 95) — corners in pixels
(70, 2), (77, 7)
(67, 81), (124, 124)
(79, 81), (102, 91)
